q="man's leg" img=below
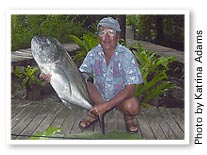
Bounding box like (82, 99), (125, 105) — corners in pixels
(117, 96), (140, 115)
(117, 97), (140, 133)
(87, 82), (105, 105)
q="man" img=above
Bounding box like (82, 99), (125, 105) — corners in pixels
(40, 17), (143, 133)
(78, 17), (143, 133)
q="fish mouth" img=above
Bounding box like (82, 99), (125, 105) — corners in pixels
(31, 36), (62, 64)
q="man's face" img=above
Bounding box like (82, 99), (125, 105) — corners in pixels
(98, 26), (119, 52)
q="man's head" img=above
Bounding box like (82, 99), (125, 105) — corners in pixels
(97, 17), (121, 33)
(97, 17), (121, 52)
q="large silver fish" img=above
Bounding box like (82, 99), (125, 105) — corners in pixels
(31, 36), (104, 134)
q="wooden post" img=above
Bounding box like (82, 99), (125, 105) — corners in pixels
(117, 15), (126, 40)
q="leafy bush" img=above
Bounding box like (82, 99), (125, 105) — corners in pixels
(69, 33), (99, 63)
(11, 15), (87, 50)
(126, 15), (184, 44)
(131, 43), (180, 107)
(14, 65), (42, 89)
(126, 15), (140, 29)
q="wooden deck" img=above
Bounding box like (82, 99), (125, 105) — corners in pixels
(12, 43), (79, 63)
(11, 40), (184, 65)
(11, 95), (184, 140)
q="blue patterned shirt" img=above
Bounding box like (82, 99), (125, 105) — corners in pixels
(79, 43), (143, 101)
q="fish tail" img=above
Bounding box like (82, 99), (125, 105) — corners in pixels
(98, 115), (105, 135)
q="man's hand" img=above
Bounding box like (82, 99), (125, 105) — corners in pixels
(39, 73), (52, 83)
(90, 103), (108, 116)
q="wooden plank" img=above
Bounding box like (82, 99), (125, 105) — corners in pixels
(12, 48), (31, 53)
(11, 104), (31, 129)
(15, 102), (59, 139)
(116, 110), (126, 132)
(69, 108), (86, 134)
(105, 110), (118, 132)
(93, 110), (119, 134)
(150, 108), (177, 139)
(11, 91), (184, 140)
(16, 111), (48, 139)
(160, 108), (184, 139)
(16, 49), (32, 53)
(93, 117), (101, 133)
(11, 100), (38, 139)
(167, 108), (184, 132)
(11, 43), (79, 63)
(50, 107), (68, 127)
(50, 107), (69, 136)
(62, 109), (76, 135)
(12, 51), (32, 56)
(31, 102), (62, 135)
(11, 99), (27, 118)
(144, 109), (167, 139)
(137, 109), (155, 139)
(31, 111), (58, 134)
(154, 108), (177, 139)
(11, 102), (41, 138)
(11, 55), (33, 60)
(12, 106), (40, 136)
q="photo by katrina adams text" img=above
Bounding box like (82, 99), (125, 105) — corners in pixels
(194, 30), (204, 144)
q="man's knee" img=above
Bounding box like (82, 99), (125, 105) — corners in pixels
(118, 97), (140, 115)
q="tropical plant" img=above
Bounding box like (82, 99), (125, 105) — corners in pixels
(131, 43), (180, 107)
(69, 33), (99, 63)
(14, 65), (42, 89)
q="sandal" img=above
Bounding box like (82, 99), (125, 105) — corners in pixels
(124, 115), (139, 133)
(79, 112), (98, 129)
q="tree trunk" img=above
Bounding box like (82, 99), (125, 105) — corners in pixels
(155, 16), (164, 41)
(117, 15), (126, 40)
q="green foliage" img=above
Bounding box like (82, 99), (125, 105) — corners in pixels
(127, 15), (156, 41)
(131, 43), (180, 106)
(69, 33), (99, 63)
(163, 16), (184, 43)
(126, 15), (184, 44)
(28, 127), (62, 140)
(126, 15), (140, 28)
(14, 65), (42, 89)
(11, 15), (86, 50)
(28, 126), (142, 140)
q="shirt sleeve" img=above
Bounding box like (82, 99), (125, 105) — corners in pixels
(79, 51), (93, 73)
(123, 51), (143, 85)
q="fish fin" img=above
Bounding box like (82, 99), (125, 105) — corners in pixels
(98, 115), (105, 135)
(60, 98), (72, 110)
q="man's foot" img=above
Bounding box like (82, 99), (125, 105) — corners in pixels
(124, 115), (139, 133)
(79, 112), (98, 129)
